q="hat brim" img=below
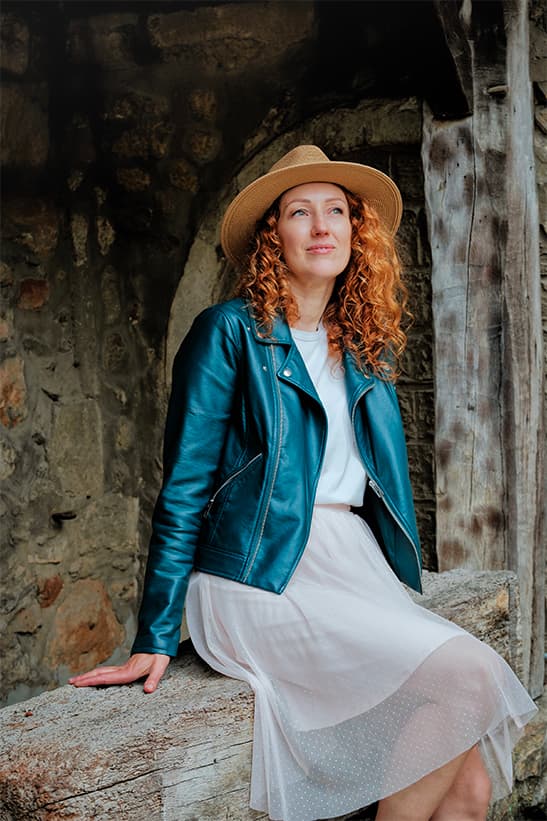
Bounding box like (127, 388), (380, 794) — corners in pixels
(220, 160), (403, 267)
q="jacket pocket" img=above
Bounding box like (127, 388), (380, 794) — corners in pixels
(199, 451), (264, 554)
(202, 452), (263, 520)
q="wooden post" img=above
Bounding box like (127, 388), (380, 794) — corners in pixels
(422, 0), (544, 696)
(502, 0), (545, 698)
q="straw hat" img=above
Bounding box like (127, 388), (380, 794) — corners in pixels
(220, 144), (403, 266)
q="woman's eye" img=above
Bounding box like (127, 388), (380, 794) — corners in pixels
(331, 206), (344, 215)
(291, 208), (307, 217)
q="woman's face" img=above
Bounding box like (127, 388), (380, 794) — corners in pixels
(277, 182), (352, 289)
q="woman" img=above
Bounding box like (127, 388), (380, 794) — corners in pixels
(71, 145), (536, 821)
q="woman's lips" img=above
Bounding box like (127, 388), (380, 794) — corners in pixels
(306, 245), (335, 254)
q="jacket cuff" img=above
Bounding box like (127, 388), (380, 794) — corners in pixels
(131, 634), (180, 658)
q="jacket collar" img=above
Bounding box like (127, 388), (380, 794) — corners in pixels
(247, 305), (293, 346)
(246, 303), (375, 405)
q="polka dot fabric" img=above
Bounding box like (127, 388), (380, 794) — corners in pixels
(186, 506), (537, 821)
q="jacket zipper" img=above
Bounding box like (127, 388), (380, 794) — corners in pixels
(243, 345), (283, 581)
(350, 388), (422, 575)
(367, 477), (420, 566)
(203, 452), (263, 519)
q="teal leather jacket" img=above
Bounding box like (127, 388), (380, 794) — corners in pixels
(132, 298), (422, 657)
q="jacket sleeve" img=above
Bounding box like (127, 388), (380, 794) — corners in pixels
(131, 306), (240, 656)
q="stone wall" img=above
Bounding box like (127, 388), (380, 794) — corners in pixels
(5, 0), (541, 706)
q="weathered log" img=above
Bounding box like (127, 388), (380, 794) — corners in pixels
(0, 651), (260, 821)
(421, 0), (544, 696)
(0, 569), (530, 821)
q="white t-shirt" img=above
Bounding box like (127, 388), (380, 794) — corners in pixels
(290, 324), (368, 506)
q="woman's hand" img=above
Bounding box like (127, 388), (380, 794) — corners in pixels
(68, 653), (171, 693)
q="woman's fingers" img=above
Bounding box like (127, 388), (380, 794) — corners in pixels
(69, 653), (171, 690)
(69, 665), (137, 687)
(70, 666), (138, 687)
(143, 655), (171, 693)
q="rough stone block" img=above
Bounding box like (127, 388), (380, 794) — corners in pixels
(168, 158), (199, 193)
(67, 14), (138, 69)
(0, 438), (17, 479)
(488, 691), (547, 820)
(97, 216), (115, 256)
(391, 152), (426, 202)
(2, 198), (59, 257)
(46, 578), (125, 672)
(71, 492), (140, 579)
(397, 210), (420, 268)
(17, 278), (49, 310)
(37, 574), (63, 608)
(11, 603), (42, 635)
(49, 400), (104, 500)
(101, 266), (121, 323)
(400, 330), (434, 381)
(189, 88), (217, 122)
(116, 167), (151, 191)
(0, 355), (27, 428)
(403, 268), (433, 327)
(396, 389), (417, 439)
(70, 212), (88, 268)
(0, 261), (13, 287)
(535, 106), (547, 135)
(414, 388), (435, 434)
(0, 492), (140, 704)
(102, 331), (130, 373)
(0, 85), (48, 168)
(534, 127), (547, 164)
(103, 92), (170, 123)
(112, 121), (174, 160)
(0, 14), (29, 74)
(513, 689), (547, 782)
(414, 506), (436, 571)
(406, 443), (434, 501)
(146, 2), (314, 70)
(362, 98), (422, 146)
(187, 128), (222, 165)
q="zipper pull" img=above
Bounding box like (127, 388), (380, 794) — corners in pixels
(203, 498), (215, 519)
(369, 478), (384, 498)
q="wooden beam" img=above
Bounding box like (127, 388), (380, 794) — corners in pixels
(501, 0), (545, 698)
(422, 0), (544, 696)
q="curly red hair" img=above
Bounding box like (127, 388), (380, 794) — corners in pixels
(235, 188), (410, 378)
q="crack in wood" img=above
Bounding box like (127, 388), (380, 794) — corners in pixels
(37, 766), (166, 809)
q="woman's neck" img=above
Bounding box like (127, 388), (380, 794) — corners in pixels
(288, 280), (334, 331)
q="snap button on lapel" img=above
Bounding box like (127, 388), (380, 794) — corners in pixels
(283, 368), (292, 377)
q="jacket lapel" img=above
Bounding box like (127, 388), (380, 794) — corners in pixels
(248, 308), (321, 403)
(343, 349), (375, 411)
(248, 306), (374, 407)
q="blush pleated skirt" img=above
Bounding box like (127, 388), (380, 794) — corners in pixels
(185, 505), (537, 821)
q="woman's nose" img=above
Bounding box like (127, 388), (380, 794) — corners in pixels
(311, 214), (329, 235)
